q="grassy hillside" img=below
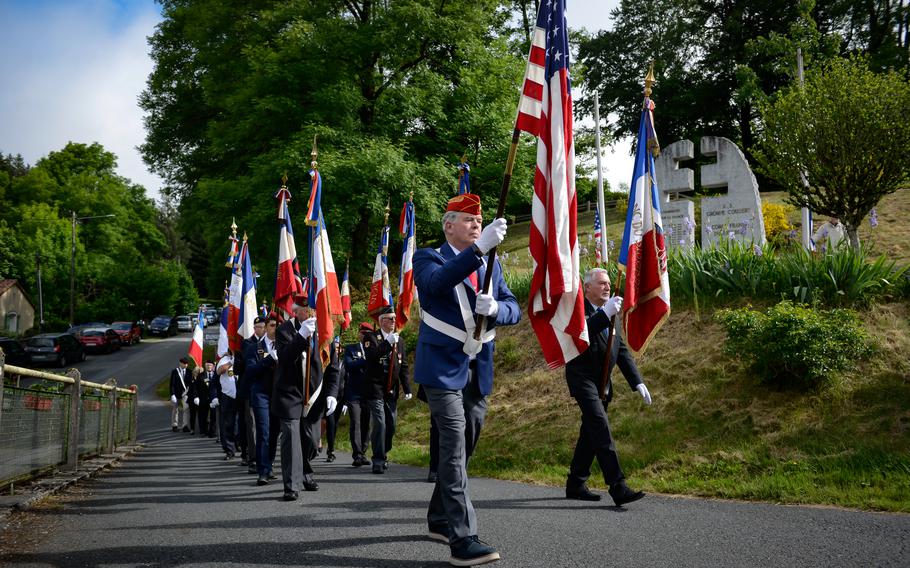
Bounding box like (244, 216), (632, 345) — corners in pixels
(382, 188), (910, 512)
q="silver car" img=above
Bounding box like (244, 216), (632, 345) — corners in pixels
(176, 315), (193, 332)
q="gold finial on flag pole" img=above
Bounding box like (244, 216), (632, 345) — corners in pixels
(644, 60), (656, 98)
(311, 135), (318, 171)
(230, 217), (238, 237)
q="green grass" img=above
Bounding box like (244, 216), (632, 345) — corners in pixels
(387, 302), (910, 511)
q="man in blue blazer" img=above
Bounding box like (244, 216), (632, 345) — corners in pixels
(245, 315), (279, 486)
(414, 193), (520, 567)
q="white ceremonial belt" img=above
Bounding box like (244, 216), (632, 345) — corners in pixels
(421, 311), (495, 350)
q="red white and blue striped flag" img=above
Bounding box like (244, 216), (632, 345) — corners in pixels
(618, 93), (670, 354)
(340, 263), (352, 331)
(395, 199), (416, 329)
(519, 0), (589, 369)
(306, 170), (343, 365)
(274, 183), (305, 320)
(226, 243), (244, 352)
(237, 240), (258, 342)
(367, 224), (393, 318)
(188, 306), (205, 367)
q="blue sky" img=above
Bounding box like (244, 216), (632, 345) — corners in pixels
(0, 0), (629, 201)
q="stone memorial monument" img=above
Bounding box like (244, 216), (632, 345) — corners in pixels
(654, 136), (766, 249)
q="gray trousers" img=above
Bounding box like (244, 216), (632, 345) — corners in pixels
(368, 397), (398, 465)
(280, 418), (302, 493)
(425, 371), (487, 541)
(347, 399), (371, 459)
(241, 400), (256, 463)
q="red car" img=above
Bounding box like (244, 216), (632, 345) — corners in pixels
(111, 321), (142, 345)
(77, 328), (123, 354)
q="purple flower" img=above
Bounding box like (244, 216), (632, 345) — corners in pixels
(788, 229), (797, 240)
(679, 238), (685, 245)
(608, 240), (615, 251)
(706, 225), (714, 234)
(666, 226), (674, 236)
(753, 244), (763, 257)
(870, 208), (878, 228)
(684, 217), (695, 232)
(728, 231), (736, 240)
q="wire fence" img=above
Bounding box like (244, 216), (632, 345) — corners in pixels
(0, 354), (138, 487)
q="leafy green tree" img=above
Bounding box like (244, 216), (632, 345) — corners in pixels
(754, 57), (910, 249)
(140, 0), (534, 287)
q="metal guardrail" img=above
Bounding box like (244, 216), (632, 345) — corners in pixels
(0, 351), (138, 488)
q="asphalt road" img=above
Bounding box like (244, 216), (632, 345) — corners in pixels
(2, 330), (909, 567)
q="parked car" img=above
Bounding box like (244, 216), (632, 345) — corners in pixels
(111, 321), (142, 345)
(66, 322), (108, 337)
(0, 338), (31, 366)
(176, 315), (193, 332)
(78, 328), (123, 354)
(25, 333), (85, 367)
(148, 315), (178, 337)
(204, 309), (218, 325)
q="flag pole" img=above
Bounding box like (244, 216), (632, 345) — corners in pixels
(600, 63), (655, 400)
(594, 91), (609, 266)
(304, 137), (318, 403)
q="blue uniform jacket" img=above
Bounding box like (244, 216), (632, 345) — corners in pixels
(342, 343), (367, 402)
(244, 336), (276, 409)
(413, 243), (520, 396)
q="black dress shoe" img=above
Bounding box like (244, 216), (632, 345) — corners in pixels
(283, 491), (299, 501)
(372, 465), (384, 474)
(171, 426), (179, 432)
(240, 459), (249, 466)
(256, 477), (269, 486)
(224, 453), (234, 460)
(326, 452), (336, 462)
(565, 485), (602, 501)
(182, 425), (191, 432)
(303, 480), (319, 491)
(609, 483), (645, 506)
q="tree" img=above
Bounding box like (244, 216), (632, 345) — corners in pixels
(754, 57), (910, 248)
(140, 0), (535, 286)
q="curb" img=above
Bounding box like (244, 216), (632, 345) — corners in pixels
(0, 444), (143, 530)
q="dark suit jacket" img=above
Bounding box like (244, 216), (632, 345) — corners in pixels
(270, 318), (339, 420)
(245, 335), (276, 409)
(169, 367), (190, 398)
(363, 331), (410, 400)
(190, 371), (215, 404)
(565, 299), (642, 402)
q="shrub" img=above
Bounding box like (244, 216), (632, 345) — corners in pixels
(761, 201), (792, 242)
(715, 301), (871, 390)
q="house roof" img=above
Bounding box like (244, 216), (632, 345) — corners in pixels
(0, 279), (36, 309)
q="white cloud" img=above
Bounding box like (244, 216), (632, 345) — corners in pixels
(0, 0), (164, 199)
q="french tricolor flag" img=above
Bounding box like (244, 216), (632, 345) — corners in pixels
(618, 91), (670, 354)
(188, 307), (205, 367)
(237, 240), (259, 342)
(340, 263), (352, 331)
(274, 184), (304, 320)
(395, 199), (416, 329)
(227, 243), (245, 352)
(367, 224), (392, 318)
(306, 169), (342, 365)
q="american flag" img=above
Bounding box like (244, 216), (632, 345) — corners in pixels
(519, 0), (589, 369)
(593, 210), (603, 265)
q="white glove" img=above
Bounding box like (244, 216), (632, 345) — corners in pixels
(193, 397), (200, 406)
(341, 405), (349, 416)
(387, 332), (400, 345)
(637, 383), (652, 406)
(404, 393), (413, 401)
(297, 317), (317, 339)
(475, 293), (499, 317)
(170, 395), (177, 405)
(474, 218), (508, 254)
(602, 296), (623, 318)
(210, 398), (220, 408)
(325, 396), (337, 416)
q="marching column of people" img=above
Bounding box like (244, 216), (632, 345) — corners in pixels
(163, 200), (652, 568)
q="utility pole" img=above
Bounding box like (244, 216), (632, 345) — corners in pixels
(797, 48), (813, 251)
(35, 252), (44, 334)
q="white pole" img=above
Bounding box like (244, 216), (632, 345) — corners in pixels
(797, 48), (813, 250)
(593, 91), (609, 264)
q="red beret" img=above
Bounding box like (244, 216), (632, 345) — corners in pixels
(359, 322), (374, 332)
(446, 193), (481, 216)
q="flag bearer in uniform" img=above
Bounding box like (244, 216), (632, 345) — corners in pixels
(413, 193), (520, 566)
